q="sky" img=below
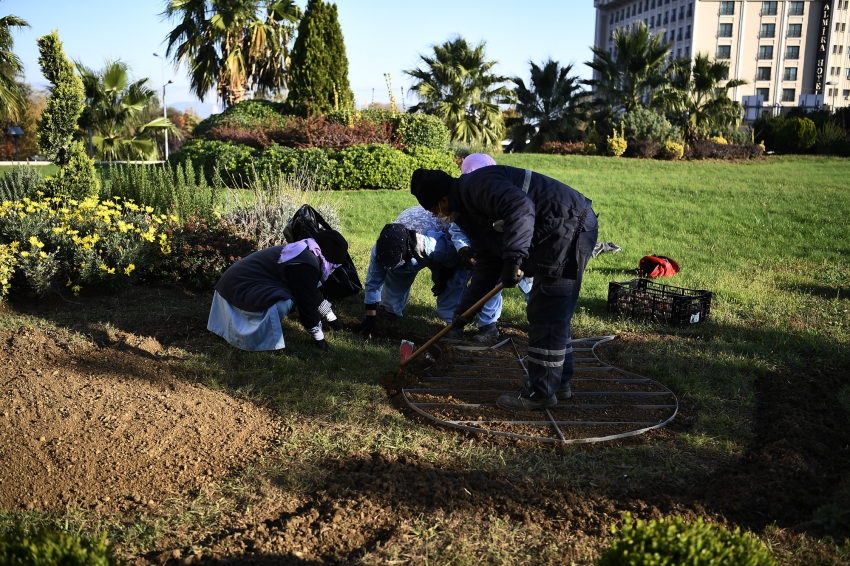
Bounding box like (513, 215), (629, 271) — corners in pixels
(5, 0), (597, 118)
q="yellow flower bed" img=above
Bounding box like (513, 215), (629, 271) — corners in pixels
(0, 194), (170, 297)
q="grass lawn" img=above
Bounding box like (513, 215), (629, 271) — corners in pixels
(0, 154), (849, 564)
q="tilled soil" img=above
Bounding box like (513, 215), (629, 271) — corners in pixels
(0, 326), (280, 514)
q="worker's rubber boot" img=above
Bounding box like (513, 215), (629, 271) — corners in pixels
(470, 322), (499, 343)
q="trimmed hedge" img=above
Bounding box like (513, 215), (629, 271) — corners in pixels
(686, 140), (765, 160)
(597, 514), (776, 566)
(170, 140), (460, 190)
(193, 99), (287, 137)
(0, 528), (116, 565)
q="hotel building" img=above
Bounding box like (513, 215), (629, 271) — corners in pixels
(593, 1), (850, 113)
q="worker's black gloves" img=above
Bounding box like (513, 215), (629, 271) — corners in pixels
(431, 264), (457, 297)
(452, 312), (473, 329)
(458, 246), (476, 270)
(313, 339), (330, 352)
(358, 315), (377, 336)
(323, 318), (343, 331)
(500, 260), (524, 288)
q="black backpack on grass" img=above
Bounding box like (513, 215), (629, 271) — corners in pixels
(283, 205), (362, 300)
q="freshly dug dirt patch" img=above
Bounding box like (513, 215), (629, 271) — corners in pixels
(0, 327), (280, 514)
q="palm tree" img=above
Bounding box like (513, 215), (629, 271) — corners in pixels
(655, 53), (746, 142)
(506, 59), (587, 152)
(585, 23), (671, 117)
(77, 60), (180, 161)
(405, 36), (513, 146)
(0, 12), (29, 121)
(162, 0), (300, 107)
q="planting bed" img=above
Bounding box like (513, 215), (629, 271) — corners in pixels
(400, 336), (678, 444)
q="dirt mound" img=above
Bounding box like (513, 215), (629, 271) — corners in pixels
(0, 327), (280, 513)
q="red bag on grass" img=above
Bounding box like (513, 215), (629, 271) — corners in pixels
(638, 255), (680, 277)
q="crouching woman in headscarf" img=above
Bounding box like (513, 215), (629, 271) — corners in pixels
(207, 230), (349, 353)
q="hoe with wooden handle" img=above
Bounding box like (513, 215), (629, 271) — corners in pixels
(400, 282), (505, 369)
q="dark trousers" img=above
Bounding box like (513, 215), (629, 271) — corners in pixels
(525, 221), (598, 398)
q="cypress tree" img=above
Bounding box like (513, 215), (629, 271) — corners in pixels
(286, 0), (354, 116)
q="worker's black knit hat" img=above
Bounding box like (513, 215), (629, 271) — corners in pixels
(410, 169), (453, 209)
(313, 229), (349, 264)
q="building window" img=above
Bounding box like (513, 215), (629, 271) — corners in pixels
(756, 87), (770, 102)
(720, 1), (735, 15)
(664, 11), (669, 24)
(687, 3), (693, 17)
(678, 27), (683, 41)
(671, 8), (676, 21)
(677, 48), (682, 58)
(782, 88), (796, 102)
(785, 45), (800, 59)
(789, 2), (804, 15)
(645, 0), (649, 10)
(760, 24), (775, 38)
(717, 45), (732, 59)
(758, 45), (774, 60)
(651, 0), (656, 8)
(787, 24), (802, 38)
(650, 15), (655, 27)
(762, 2), (778, 16)
(757, 67), (772, 81)
(638, 3), (643, 14)
(679, 6), (685, 19)
(846, 68), (850, 77)
(836, 23), (847, 32)
(686, 25), (691, 39)
(783, 67), (798, 80)
(718, 23), (733, 37)
(844, 89), (850, 98)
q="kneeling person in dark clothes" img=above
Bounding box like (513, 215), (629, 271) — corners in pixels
(411, 167), (598, 411)
(208, 230), (349, 352)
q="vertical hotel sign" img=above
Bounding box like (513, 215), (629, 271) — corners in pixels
(814, 1), (833, 95)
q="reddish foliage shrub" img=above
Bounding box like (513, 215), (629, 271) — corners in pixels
(686, 140), (765, 160)
(624, 139), (660, 158)
(540, 141), (586, 155)
(148, 217), (256, 290)
(205, 115), (399, 151)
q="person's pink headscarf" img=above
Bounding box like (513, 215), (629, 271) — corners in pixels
(461, 153), (496, 174)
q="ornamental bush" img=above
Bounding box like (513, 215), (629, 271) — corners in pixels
(597, 514), (776, 566)
(396, 113), (450, 151)
(0, 195), (167, 296)
(0, 243), (16, 299)
(0, 165), (45, 202)
(147, 216), (256, 290)
(615, 106), (674, 143)
(660, 141), (684, 160)
(331, 143), (415, 190)
(103, 161), (219, 221)
(0, 528), (116, 566)
(171, 139), (258, 185)
(686, 140), (764, 160)
(624, 139), (660, 159)
(193, 99), (287, 137)
(607, 127), (627, 157)
(540, 141), (586, 155)
(777, 117), (817, 153)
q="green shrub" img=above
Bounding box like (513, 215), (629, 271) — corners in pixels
(598, 514), (776, 566)
(753, 114), (785, 152)
(0, 243), (17, 299)
(615, 107), (674, 143)
(0, 166), (45, 202)
(170, 139), (257, 184)
(397, 113), (449, 151)
(331, 143), (415, 190)
(103, 161), (219, 222)
(193, 99), (287, 137)
(0, 528), (115, 565)
(42, 141), (100, 200)
(777, 117), (817, 153)
(403, 146), (460, 176)
(815, 120), (847, 153)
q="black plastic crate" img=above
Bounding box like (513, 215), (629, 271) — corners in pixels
(607, 278), (712, 326)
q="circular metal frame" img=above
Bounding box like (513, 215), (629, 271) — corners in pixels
(401, 336), (678, 445)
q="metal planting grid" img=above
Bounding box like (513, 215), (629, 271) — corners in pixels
(402, 336), (677, 445)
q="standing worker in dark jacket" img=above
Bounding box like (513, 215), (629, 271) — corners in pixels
(411, 166), (598, 411)
(208, 230), (349, 352)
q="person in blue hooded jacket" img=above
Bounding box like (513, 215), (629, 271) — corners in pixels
(410, 166), (598, 411)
